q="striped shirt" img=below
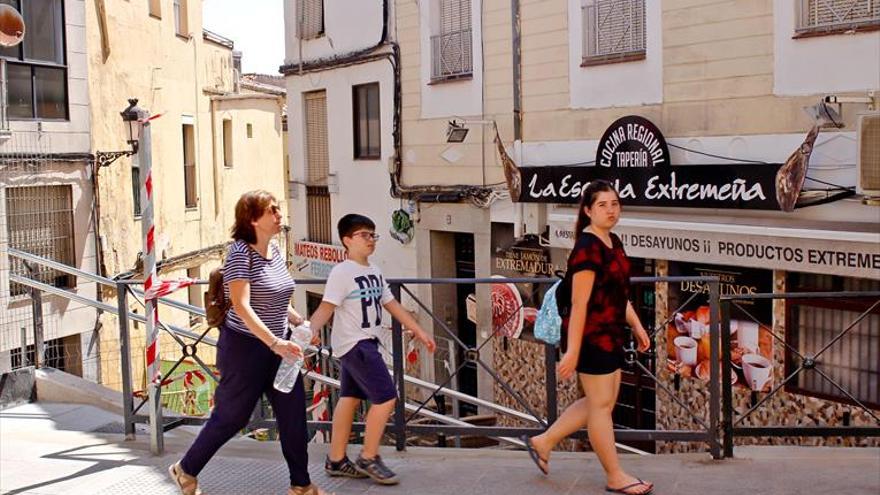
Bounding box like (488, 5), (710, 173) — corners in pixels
(222, 239), (294, 339)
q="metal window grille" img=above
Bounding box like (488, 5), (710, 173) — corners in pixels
(131, 163), (142, 216)
(5, 185), (75, 297)
(306, 186), (332, 244)
(297, 0), (324, 40)
(582, 0), (646, 65)
(353, 83), (380, 159)
(796, 0), (880, 33)
(431, 0), (473, 80)
(787, 274), (880, 408)
(183, 123), (197, 208)
(304, 91), (332, 244)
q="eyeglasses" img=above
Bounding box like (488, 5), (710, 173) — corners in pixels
(266, 205), (281, 215)
(352, 231), (380, 241)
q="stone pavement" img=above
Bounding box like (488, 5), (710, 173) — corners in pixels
(1, 403), (878, 495)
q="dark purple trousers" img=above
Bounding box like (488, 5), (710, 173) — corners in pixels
(180, 327), (310, 487)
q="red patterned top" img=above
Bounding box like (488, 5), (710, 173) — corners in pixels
(563, 232), (631, 353)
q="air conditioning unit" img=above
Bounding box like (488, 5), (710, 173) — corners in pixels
(856, 112), (880, 197)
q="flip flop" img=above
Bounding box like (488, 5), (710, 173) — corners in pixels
(605, 478), (653, 495)
(520, 434), (549, 475)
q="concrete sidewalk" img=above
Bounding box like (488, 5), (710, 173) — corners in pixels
(1, 403), (878, 495)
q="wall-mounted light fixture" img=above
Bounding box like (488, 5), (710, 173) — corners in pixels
(96, 99), (142, 167)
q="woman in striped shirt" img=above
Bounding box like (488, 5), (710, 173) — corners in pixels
(169, 190), (331, 495)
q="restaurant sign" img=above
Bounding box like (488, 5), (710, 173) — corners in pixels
(516, 115), (787, 210)
(292, 241), (348, 279)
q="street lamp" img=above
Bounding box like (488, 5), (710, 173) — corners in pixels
(96, 98), (142, 167)
(445, 120), (469, 143)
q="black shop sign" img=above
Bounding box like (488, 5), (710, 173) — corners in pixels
(517, 115), (786, 210)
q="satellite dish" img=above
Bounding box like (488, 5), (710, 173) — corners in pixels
(0, 5), (24, 48)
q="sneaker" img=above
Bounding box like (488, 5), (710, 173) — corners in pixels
(354, 455), (399, 485)
(324, 455), (368, 478)
(168, 461), (202, 495)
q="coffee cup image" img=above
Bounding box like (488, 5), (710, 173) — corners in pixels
(674, 336), (698, 366)
(742, 353), (773, 391)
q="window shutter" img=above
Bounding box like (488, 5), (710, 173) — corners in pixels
(297, 0), (324, 39)
(800, 0), (880, 30)
(304, 91), (329, 186)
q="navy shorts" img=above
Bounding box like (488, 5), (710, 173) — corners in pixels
(339, 339), (397, 404)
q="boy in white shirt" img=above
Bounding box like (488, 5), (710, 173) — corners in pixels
(307, 214), (436, 485)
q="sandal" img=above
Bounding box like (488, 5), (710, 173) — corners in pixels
(605, 478), (653, 495)
(288, 484), (334, 495)
(168, 461), (202, 495)
(520, 434), (549, 475)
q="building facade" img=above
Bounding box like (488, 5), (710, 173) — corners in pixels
(0, 0), (98, 379)
(392, 0), (879, 451)
(282, 0), (427, 371)
(86, 0), (287, 397)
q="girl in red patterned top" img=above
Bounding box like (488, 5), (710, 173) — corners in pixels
(523, 180), (654, 495)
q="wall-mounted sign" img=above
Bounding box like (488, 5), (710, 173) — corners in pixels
(548, 220), (880, 280)
(292, 241), (348, 279)
(516, 115), (786, 210)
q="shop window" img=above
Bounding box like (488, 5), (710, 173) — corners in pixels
(353, 83), (380, 159)
(5, 185), (76, 297)
(796, 0), (880, 36)
(0, 0), (68, 120)
(297, 0), (324, 40)
(431, 0), (473, 81)
(785, 273), (880, 409)
(582, 0), (646, 66)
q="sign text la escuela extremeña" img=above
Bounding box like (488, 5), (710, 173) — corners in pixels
(516, 116), (786, 210)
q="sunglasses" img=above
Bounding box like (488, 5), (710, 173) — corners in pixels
(352, 231), (380, 241)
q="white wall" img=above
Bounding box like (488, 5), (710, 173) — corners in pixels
(285, 59), (416, 282)
(568, 0), (663, 109)
(773, 0), (880, 95)
(418, 0), (484, 118)
(284, 0), (385, 64)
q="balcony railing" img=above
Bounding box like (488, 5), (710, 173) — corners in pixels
(431, 29), (473, 81)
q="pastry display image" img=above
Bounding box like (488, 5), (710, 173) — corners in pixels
(666, 305), (774, 392)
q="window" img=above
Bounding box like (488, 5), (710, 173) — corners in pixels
(431, 0), (472, 80)
(132, 162), (142, 216)
(297, 0), (324, 39)
(304, 90), (332, 244)
(173, 0), (188, 36)
(582, 0), (646, 66)
(785, 273), (880, 409)
(246, 123), (253, 138)
(223, 119), (233, 167)
(182, 123), (197, 208)
(353, 83), (380, 159)
(187, 267), (201, 326)
(149, 0), (161, 18)
(0, 0), (68, 120)
(796, 0), (880, 35)
(5, 185), (75, 297)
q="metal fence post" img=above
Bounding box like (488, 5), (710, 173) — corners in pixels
(390, 282), (407, 451)
(720, 299), (734, 458)
(544, 343), (557, 425)
(116, 282), (136, 440)
(30, 288), (44, 368)
(708, 279), (721, 460)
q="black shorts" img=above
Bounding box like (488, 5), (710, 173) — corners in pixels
(338, 339), (397, 404)
(561, 328), (627, 375)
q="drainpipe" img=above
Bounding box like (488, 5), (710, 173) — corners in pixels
(511, 0), (525, 236)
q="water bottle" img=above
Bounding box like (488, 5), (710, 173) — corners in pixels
(273, 322), (313, 393)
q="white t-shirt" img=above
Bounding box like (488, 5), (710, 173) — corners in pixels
(322, 260), (395, 357)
